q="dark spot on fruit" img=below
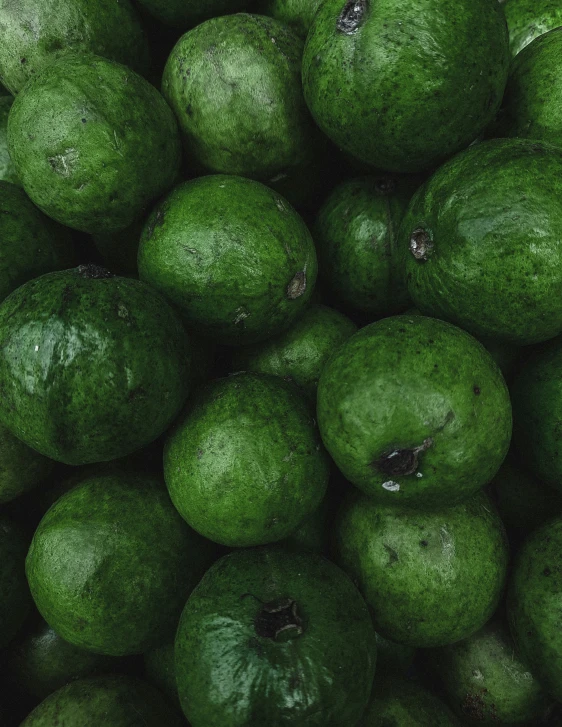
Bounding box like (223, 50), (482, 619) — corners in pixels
(81, 118), (87, 123)
(374, 438), (433, 477)
(410, 228), (434, 261)
(128, 386), (146, 402)
(461, 692), (487, 720)
(77, 264), (114, 279)
(337, 0), (367, 34)
(186, 104), (193, 116)
(20, 57), (26, 64)
(287, 271), (306, 299)
(383, 543), (399, 565)
(474, 386), (481, 395)
(254, 598), (304, 641)
(543, 567), (552, 576)
(420, 540), (428, 547)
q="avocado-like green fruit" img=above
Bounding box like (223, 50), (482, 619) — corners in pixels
(8, 53), (181, 234)
(401, 138), (562, 345)
(302, 0), (509, 173)
(6, 617), (117, 702)
(144, 641), (179, 709)
(0, 266), (190, 465)
(314, 175), (415, 317)
(357, 677), (459, 726)
(0, 513), (31, 648)
(507, 516), (562, 702)
(136, 0), (248, 29)
(504, 0), (562, 57)
(138, 175), (317, 345)
(162, 14), (319, 182)
(374, 632), (416, 675)
(494, 28), (562, 151)
(26, 472), (216, 656)
(175, 547), (376, 727)
(0, 422), (53, 504)
(430, 618), (554, 724)
(0, 0), (150, 95)
(19, 674), (185, 726)
(257, 0), (322, 37)
(511, 336), (562, 490)
(317, 315), (512, 508)
(334, 490), (509, 647)
(231, 304), (357, 401)
(0, 96), (19, 185)
(164, 372), (329, 547)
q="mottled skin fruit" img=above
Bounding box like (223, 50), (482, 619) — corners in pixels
(162, 14), (319, 182)
(507, 516), (562, 702)
(8, 54), (181, 234)
(334, 490), (509, 647)
(493, 28), (562, 151)
(231, 304), (357, 401)
(138, 175), (317, 345)
(511, 337), (562, 490)
(401, 139), (562, 345)
(19, 675), (185, 726)
(26, 472), (216, 656)
(136, 0), (248, 29)
(0, 267), (190, 465)
(0, 96), (18, 185)
(0, 422), (53, 504)
(175, 548), (376, 727)
(0, 514), (31, 647)
(302, 0), (509, 173)
(504, 0), (562, 57)
(314, 175), (415, 318)
(0, 182), (74, 303)
(256, 0), (322, 37)
(164, 373), (329, 547)
(0, 0), (150, 95)
(430, 618), (554, 724)
(317, 315), (512, 508)
(357, 677), (459, 726)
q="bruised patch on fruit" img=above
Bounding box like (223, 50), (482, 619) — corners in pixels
(374, 438), (433, 477)
(287, 271), (307, 299)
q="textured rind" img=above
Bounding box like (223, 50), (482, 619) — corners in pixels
(257, 0), (323, 37)
(504, 0), (562, 58)
(175, 548), (376, 727)
(357, 678), (458, 726)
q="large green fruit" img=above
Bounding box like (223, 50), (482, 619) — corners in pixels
(302, 0), (509, 172)
(334, 490), (509, 647)
(175, 547), (376, 727)
(26, 472), (216, 656)
(257, 0), (322, 37)
(0, 513), (31, 648)
(0, 266), (189, 465)
(0, 422), (53, 504)
(507, 516), (562, 702)
(164, 372), (329, 547)
(136, 0), (248, 29)
(503, 0), (562, 57)
(401, 138), (562, 345)
(19, 675), (185, 726)
(8, 53), (181, 234)
(0, 0), (150, 95)
(162, 14), (320, 182)
(317, 315), (512, 508)
(138, 175), (317, 345)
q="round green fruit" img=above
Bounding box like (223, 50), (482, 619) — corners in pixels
(8, 53), (181, 234)
(317, 315), (512, 508)
(0, 513), (31, 648)
(334, 490), (509, 647)
(138, 175), (317, 345)
(504, 0), (562, 57)
(164, 372), (329, 547)
(175, 547), (376, 727)
(257, 0), (322, 37)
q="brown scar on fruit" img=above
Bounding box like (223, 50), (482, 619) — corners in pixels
(374, 438), (434, 477)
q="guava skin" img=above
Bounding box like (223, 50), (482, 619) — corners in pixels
(401, 138), (562, 345)
(0, 96), (19, 185)
(25, 473), (214, 656)
(138, 175), (317, 345)
(302, 0), (509, 173)
(8, 53), (181, 234)
(0, 513), (31, 648)
(0, 0), (151, 95)
(334, 490), (509, 647)
(257, 0), (323, 37)
(317, 315), (512, 508)
(504, 0), (562, 58)
(175, 547), (377, 727)
(0, 267), (190, 465)
(357, 678), (458, 726)
(136, 0), (248, 29)
(164, 372), (329, 547)
(507, 516), (562, 702)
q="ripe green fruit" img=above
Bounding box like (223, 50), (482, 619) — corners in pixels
(503, 0), (562, 57)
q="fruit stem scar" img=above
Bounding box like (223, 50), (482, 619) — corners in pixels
(287, 271), (307, 299)
(254, 597), (304, 641)
(374, 437), (434, 477)
(76, 263), (114, 279)
(337, 0), (368, 34)
(410, 228), (434, 261)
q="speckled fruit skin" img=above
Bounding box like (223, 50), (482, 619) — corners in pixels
(162, 14), (319, 182)
(8, 53), (181, 234)
(494, 28), (562, 150)
(357, 678), (458, 726)
(334, 490), (509, 647)
(401, 138), (562, 345)
(0, 514), (31, 648)
(302, 0), (509, 173)
(0, 0), (150, 95)
(257, 0), (322, 37)
(0, 97), (19, 185)
(175, 547), (376, 727)
(136, 0), (248, 29)
(164, 372), (329, 547)
(511, 337), (562, 490)
(231, 304), (357, 401)
(503, 0), (562, 57)
(138, 175), (317, 345)
(507, 516), (562, 702)
(0, 267), (190, 465)
(0, 422), (53, 504)
(430, 618), (554, 724)
(314, 175), (415, 317)
(317, 315), (512, 508)
(26, 472), (215, 656)
(19, 675), (185, 726)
